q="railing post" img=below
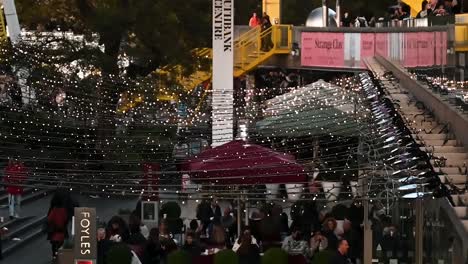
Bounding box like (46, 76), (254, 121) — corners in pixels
(257, 27), (261, 53)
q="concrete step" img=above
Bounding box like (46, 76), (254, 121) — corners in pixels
(439, 175), (467, 184)
(415, 134), (451, 140)
(0, 190), (48, 207)
(422, 146), (467, 153)
(420, 139), (458, 147)
(454, 207), (468, 218)
(437, 167), (465, 174)
(431, 153), (468, 160)
(2, 215), (46, 257)
(399, 106), (424, 112)
(431, 159), (468, 167)
(410, 121), (439, 129)
(451, 194), (468, 206)
(463, 220), (468, 233)
(452, 195), (462, 206)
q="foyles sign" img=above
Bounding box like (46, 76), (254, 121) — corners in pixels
(212, 0), (234, 147)
(74, 208), (97, 264)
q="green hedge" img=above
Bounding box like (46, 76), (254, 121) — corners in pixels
(262, 248), (288, 264)
(214, 249), (238, 264)
(106, 243), (133, 264)
(168, 250), (191, 264)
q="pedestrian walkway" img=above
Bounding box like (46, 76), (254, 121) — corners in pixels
(1, 194), (137, 263)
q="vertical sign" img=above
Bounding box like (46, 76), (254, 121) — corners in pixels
(0, 10), (7, 41)
(74, 208), (97, 264)
(212, 0), (234, 147)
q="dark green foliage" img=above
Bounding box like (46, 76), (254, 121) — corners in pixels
(15, 0), (212, 76)
(214, 249), (239, 264)
(168, 250), (191, 264)
(261, 248), (288, 264)
(312, 249), (334, 264)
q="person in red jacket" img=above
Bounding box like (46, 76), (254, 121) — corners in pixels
(3, 159), (27, 219)
(249, 12), (261, 28)
(47, 193), (68, 259)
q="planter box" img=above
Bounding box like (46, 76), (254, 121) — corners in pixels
(57, 248), (73, 264)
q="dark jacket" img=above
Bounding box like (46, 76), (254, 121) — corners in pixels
(143, 240), (163, 264)
(237, 244), (261, 264)
(212, 205), (222, 222)
(328, 251), (351, 264)
(343, 228), (361, 259)
(97, 240), (113, 264)
(182, 242), (203, 258)
(196, 201), (214, 222)
(322, 230), (338, 251)
(128, 232), (147, 260)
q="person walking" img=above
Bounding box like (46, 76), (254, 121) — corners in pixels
(47, 193), (68, 260)
(4, 159), (27, 219)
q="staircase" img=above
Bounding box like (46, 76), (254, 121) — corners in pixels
(233, 25), (293, 77)
(366, 58), (468, 233)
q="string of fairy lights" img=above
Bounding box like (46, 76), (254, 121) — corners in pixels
(0, 33), (438, 204)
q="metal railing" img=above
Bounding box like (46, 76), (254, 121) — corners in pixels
(234, 25), (292, 77)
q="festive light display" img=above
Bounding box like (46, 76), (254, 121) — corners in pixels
(0, 33), (444, 204)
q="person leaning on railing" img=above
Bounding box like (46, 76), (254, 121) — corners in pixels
(416, 0), (432, 18)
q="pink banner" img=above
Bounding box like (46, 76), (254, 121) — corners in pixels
(435, 31), (447, 65)
(418, 32), (435, 67)
(375, 33), (388, 57)
(404, 32), (419, 68)
(300, 31), (447, 69)
(360, 33), (375, 67)
(301, 32), (345, 68)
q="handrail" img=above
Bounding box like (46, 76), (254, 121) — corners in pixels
(235, 26), (262, 44)
(428, 197), (468, 264)
(234, 25), (292, 77)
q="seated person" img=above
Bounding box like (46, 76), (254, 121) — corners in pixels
(310, 231), (328, 255)
(182, 231), (203, 258)
(232, 228), (259, 252)
(281, 227), (310, 257)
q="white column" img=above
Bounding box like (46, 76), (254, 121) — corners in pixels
(212, 0), (234, 147)
(3, 0), (21, 44)
(336, 0), (341, 27)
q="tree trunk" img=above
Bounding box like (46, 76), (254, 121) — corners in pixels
(95, 33), (123, 158)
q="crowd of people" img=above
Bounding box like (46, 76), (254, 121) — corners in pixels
(339, 0), (464, 28)
(40, 183), (418, 264)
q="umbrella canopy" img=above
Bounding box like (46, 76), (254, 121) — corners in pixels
(183, 140), (307, 185)
(256, 80), (368, 137)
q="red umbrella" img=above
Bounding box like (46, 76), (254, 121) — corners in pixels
(183, 140), (306, 185)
